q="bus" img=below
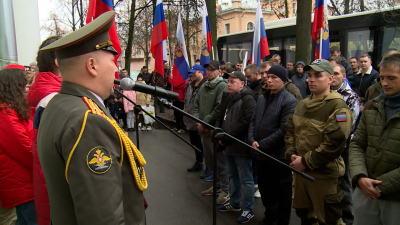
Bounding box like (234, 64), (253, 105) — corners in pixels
(217, 6), (400, 68)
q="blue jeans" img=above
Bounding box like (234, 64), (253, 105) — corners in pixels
(15, 201), (37, 225)
(225, 154), (254, 211)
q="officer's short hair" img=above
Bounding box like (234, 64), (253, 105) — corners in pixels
(350, 57), (358, 62)
(261, 61), (274, 69)
(360, 54), (371, 60)
(328, 56), (341, 64)
(36, 36), (62, 73)
(330, 46), (340, 54)
(244, 64), (259, 74)
(378, 52), (400, 71)
(333, 64), (346, 74)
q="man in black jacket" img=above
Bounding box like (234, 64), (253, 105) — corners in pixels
(330, 46), (354, 84)
(216, 71), (256, 224)
(244, 64), (261, 100)
(352, 54), (380, 100)
(248, 65), (298, 225)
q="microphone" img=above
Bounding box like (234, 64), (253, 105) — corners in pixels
(116, 78), (179, 100)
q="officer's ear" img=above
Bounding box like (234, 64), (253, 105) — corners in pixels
(86, 57), (97, 78)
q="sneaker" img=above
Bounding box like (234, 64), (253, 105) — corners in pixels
(177, 129), (185, 134)
(172, 127), (179, 132)
(200, 169), (211, 179)
(216, 191), (230, 205)
(146, 126), (152, 131)
(254, 189), (261, 198)
(218, 204), (241, 212)
(204, 174), (213, 182)
(187, 162), (203, 172)
(237, 211), (254, 223)
(141, 126), (147, 131)
(202, 186), (221, 196)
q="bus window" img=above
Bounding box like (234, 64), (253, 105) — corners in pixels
(347, 29), (374, 60)
(266, 38), (282, 60)
(382, 26), (400, 58)
(222, 43), (251, 65)
(284, 37), (296, 64)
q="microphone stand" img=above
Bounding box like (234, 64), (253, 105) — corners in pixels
(113, 88), (201, 153)
(160, 97), (315, 225)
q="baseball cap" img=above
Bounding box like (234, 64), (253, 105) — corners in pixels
(204, 60), (220, 69)
(304, 59), (334, 75)
(188, 64), (204, 73)
(226, 71), (246, 82)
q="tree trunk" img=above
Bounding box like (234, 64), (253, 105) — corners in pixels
(344, 0), (350, 14)
(295, 0), (312, 63)
(359, 0), (365, 11)
(205, 0), (217, 60)
(71, 0), (76, 31)
(285, 0), (289, 18)
(185, 0), (192, 66)
(124, 0), (137, 75)
(80, 0), (84, 27)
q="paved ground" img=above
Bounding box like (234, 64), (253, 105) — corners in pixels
(126, 127), (301, 225)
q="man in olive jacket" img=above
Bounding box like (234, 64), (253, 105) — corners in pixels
(285, 59), (353, 225)
(349, 53), (400, 224)
(248, 65), (297, 225)
(194, 60), (229, 204)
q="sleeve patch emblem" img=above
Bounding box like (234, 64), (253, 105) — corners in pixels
(87, 146), (112, 174)
(336, 113), (347, 122)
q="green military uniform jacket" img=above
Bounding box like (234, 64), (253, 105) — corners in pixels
(37, 82), (145, 225)
(349, 95), (400, 200)
(285, 91), (353, 179)
(258, 79), (303, 102)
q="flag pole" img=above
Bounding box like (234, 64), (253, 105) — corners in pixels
(319, 28), (323, 59)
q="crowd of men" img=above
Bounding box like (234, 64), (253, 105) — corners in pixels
(180, 46), (400, 224)
(1, 10), (399, 225)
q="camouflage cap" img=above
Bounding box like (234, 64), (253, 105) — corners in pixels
(39, 11), (118, 60)
(304, 59), (334, 75)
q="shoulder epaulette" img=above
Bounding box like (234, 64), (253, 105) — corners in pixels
(82, 97), (107, 119)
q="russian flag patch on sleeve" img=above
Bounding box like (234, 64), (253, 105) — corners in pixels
(336, 113), (347, 122)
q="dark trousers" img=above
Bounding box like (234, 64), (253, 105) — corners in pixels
(257, 161), (292, 225)
(15, 201), (37, 225)
(173, 100), (184, 130)
(341, 155), (354, 225)
(188, 130), (203, 163)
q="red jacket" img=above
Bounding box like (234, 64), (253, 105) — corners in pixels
(0, 107), (33, 208)
(27, 72), (62, 225)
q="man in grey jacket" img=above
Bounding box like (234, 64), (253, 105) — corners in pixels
(248, 65), (297, 225)
(194, 60), (229, 205)
(216, 71), (256, 223)
(184, 65), (207, 172)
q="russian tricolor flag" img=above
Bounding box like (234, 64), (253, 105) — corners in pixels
(250, 1), (270, 68)
(151, 0), (169, 76)
(86, 0), (121, 80)
(171, 14), (190, 88)
(200, 4), (212, 71)
(312, 0), (330, 60)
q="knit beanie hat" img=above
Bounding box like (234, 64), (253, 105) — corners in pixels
(267, 65), (288, 82)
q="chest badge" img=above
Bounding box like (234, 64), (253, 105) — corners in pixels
(87, 146), (112, 174)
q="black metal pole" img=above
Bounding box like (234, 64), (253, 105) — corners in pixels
(114, 88), (202, 153)
(160, 98), (315, 182)
(134, 105), (141, 149)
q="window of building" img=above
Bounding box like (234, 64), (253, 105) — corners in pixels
(247, 22), (254, 31)
(347, 29), (374, 60)
(279, 6), (284, 14)
(293, 3), (296, 15)
(135, 48), (142, 55)
(225, 24), (230, 34)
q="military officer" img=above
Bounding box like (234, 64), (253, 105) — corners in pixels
(37, 11), (147, 224)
